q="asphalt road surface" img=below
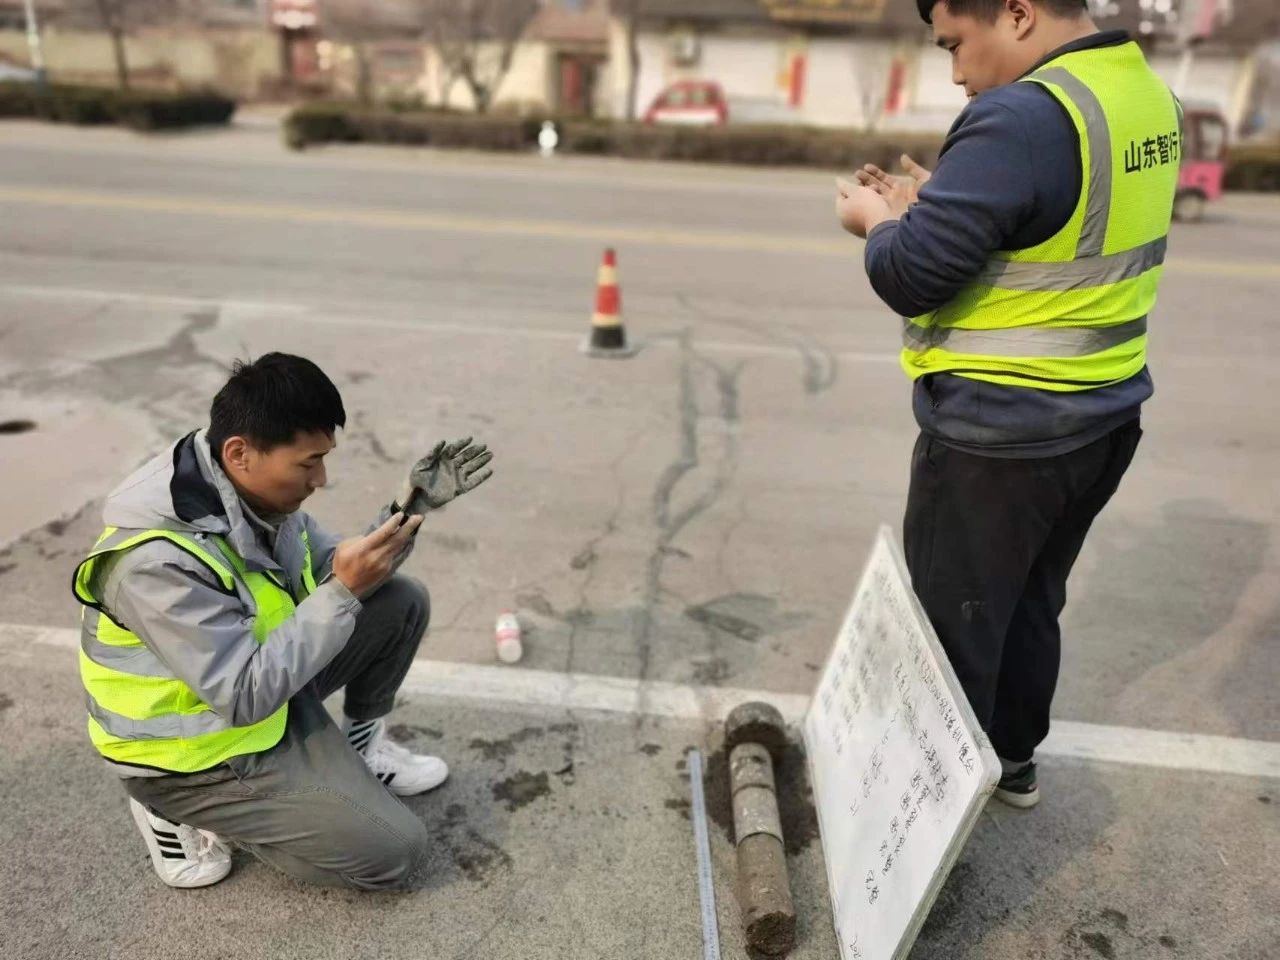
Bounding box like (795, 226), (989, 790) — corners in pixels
(0, 117), (1276, 960)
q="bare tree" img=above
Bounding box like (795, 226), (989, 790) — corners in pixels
(430, 51), (461, 109)
(850, 45), (892, 132)
(65, 0), (179, 90)
(617, 0), (642, 121)
(419, 0), (539, 114)
(320, 0), (388, 104)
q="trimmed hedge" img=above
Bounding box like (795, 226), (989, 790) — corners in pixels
(0, 82), (236, 130)
(285, 103), (539, 152)
(1224, 142), (1280, 192)
(285, 102), (945, 169)
(283, 102), (360, 147)
(116, 91), (237, 130)
(560, 121), (946, 170)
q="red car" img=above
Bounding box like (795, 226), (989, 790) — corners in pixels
(643, 81), (728, 127)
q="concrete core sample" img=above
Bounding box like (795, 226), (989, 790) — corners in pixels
(726, 702), (796, 957)
(725, 700), (790, 759)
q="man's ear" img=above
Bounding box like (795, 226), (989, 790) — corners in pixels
(1006, 0), (1037, 39)
(222, 436), (251, 473)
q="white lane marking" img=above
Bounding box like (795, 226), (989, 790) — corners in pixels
(0, 283), (307, 315)
(1037, 721), (1280, 781)
(13, 623), (1278, 780)
(0, 283), (900, 365)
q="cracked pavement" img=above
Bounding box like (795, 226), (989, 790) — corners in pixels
(0, 120), (1276, 960)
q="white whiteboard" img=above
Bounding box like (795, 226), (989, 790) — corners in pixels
(803, 526), (1000, 960)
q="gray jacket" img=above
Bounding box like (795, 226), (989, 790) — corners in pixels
(85, 430), (404, 776)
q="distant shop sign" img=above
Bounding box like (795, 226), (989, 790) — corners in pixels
(272, 0), (318, 31)
(761, 0), (886, 25)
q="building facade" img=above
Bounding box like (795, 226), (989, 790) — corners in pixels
(607, 0), (1279, 135)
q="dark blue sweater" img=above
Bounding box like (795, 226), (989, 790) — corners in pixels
(865, 30), (1153, 458)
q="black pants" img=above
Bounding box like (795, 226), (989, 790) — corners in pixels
(903, 420), (1142, 763)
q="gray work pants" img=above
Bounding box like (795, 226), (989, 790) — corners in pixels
(124, 575), (433, 891)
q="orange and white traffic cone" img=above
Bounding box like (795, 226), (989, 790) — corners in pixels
(582, 248), (638, 358)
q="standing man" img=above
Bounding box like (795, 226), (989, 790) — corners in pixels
(73, 353), (494, 889)
(836, 0), (1178, 806)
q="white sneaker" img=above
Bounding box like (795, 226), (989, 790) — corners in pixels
(349, 719), (449, 797)
(128, 798), (232, 889)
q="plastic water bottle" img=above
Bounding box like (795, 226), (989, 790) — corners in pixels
(495, 612), (523, 664)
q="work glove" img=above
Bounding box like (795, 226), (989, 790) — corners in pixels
(395, 437), (494, 516)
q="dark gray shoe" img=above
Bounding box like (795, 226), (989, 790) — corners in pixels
(994, 761), (1040, 809)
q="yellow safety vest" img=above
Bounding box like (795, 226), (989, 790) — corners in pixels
(72, 526), (317, 773)
(902, 41), (1180, 391)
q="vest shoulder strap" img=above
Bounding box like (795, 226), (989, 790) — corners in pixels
(73, 528), (238, 614)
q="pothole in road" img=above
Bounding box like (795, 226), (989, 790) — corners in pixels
(0, 420), (36, 436)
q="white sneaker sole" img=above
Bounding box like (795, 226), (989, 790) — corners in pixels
(993, 786), (1041, 809)
(128, 800), (232, 889)
(384, 767), (450, 797)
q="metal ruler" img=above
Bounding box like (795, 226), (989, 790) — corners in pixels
(688, 748), (722, 960)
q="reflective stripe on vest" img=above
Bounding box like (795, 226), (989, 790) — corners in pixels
(73, 525), (314, 773)
(900, 43), (1179, 392)
(903, 314), (1148, 358)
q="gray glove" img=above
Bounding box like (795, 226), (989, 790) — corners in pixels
(396, 437), (494, 515)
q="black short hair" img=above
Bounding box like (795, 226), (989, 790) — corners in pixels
(208, 352), (346, 459)
(917, 0), (1088, 24)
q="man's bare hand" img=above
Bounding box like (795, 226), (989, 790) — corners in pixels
(854, 153), (932, 206)
(332, 512), (423, 597)
(836, 178), (894, 239)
